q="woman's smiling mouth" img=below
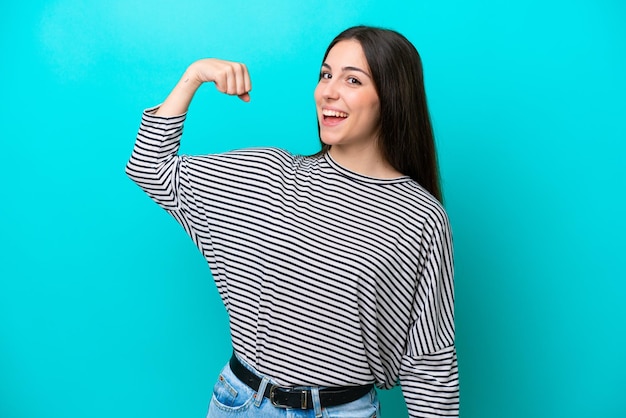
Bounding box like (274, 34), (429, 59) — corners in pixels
(321, 108), (349, 125)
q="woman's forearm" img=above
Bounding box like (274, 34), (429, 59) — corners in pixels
(154, 66), (203, 117)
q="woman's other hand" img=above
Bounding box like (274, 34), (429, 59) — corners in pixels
(155, 58), (252, 117)
(190, 58), (252, 102)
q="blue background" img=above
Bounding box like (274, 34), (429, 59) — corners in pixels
(1, 1), (625, 417)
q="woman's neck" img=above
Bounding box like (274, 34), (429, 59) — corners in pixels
(328, 145), (404, 179)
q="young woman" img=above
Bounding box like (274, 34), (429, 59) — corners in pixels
(127, 26), (458, 418)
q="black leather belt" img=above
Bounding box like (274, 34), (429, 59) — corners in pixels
(229, 354), (374, 409)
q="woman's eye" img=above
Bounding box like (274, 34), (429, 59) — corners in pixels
(347, 76), (361, 85)
(320, 72), (332, 80)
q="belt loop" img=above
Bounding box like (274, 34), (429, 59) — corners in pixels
(311, 387), (323, 418)
(255, 376), (270, 408)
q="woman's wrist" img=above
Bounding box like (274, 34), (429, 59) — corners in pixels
(184, 61), (206, 89)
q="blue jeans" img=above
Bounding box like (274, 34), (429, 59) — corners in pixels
(206, 355), (379, 418)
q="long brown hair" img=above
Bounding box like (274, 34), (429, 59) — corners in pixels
(318, 26), (442, 203)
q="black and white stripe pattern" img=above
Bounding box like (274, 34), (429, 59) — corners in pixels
(126, 108), (459, 417)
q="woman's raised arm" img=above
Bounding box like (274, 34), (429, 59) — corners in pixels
(155, 58), (252, 117)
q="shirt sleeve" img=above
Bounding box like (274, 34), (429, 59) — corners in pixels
(125, 107), (208, 253)
(399, 214), (459, 417)
(125, 106), (187, 209)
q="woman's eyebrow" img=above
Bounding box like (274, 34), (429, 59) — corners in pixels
(322, 63), (372, 79)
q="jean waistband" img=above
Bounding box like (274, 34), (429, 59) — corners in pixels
(229, 353), (374, 410)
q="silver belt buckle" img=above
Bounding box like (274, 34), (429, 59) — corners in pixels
(269, 385), (308, 409)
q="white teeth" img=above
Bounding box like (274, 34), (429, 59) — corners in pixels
(322, 109), (348, 118)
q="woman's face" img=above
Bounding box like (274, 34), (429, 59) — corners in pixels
(314, 40), (380, 151)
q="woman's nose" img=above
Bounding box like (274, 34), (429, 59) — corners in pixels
(321, 79), (339, 100)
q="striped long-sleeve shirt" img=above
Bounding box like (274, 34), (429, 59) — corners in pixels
(126, 107), (459, 417)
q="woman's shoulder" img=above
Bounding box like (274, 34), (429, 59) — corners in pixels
(211, 147), (323, 176)
(395, 181), (451, 232)
(223, 147), (322, 166)
(222, 146), (294, 159)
